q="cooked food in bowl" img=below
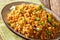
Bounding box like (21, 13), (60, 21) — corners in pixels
(7, 3), (60, 39)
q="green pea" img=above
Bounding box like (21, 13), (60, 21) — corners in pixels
(36, 17), (40, 21)
(40, 21), (45, 26)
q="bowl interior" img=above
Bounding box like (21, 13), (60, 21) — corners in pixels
(1, 1), (60, 40)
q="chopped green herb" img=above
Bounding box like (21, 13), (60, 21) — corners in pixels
(39, 4), (45, 10)
(17, 5), (23, 11)
(36, 17), (40, 21)
(36, 27), (41, 31)
(52, 23), (56, 28)
(16, 23), (19, 26)
(35, 11), (39, 14)
(40, 21), (45, 26)
(48, 17), (52, 22)
(46, 30), (51, 36)
(36, 7), (40, 11)
(23, 18), (26, 22)
(20, 8), (23, 11)
(32, 12), (35, 14)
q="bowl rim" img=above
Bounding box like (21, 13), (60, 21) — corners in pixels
(1, 1), (60, 40)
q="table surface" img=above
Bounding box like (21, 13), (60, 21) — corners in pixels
(0, 35), (2, 40)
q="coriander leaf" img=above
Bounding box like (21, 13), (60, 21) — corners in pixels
(36, 17), (40, 21)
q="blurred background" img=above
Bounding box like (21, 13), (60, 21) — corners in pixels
(0, 0), (60, 17)
(40, 0), (60, 17)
